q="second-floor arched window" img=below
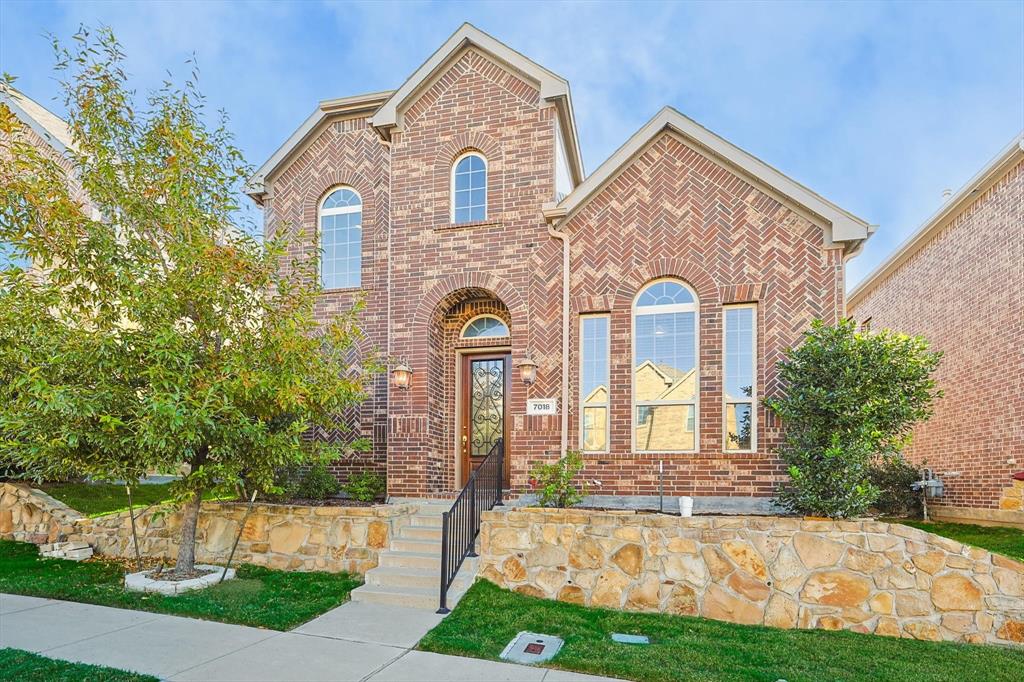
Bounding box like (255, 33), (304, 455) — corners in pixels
(319, 187), (362, 289)
(452, 152), (487, 224)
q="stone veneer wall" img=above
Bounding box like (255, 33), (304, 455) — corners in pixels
(478, 508), (1024, 646)
(1, 483), (414, 574)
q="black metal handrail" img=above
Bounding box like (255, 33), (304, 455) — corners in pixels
(438, 438), (504, 613)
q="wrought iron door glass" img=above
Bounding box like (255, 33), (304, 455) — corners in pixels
(469, 359), (504, 457)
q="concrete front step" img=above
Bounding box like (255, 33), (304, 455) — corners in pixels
(407, 514), (445, 528)
(366, 566), (473, 591)
(351, 583), (470, 610)
(391, 538), (442, 554)
(400, 525), (443, 541)
(379, 550), (440, 570)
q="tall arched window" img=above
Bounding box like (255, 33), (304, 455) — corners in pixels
(632, 279), (699, 452)
(319, 187), (362, 289)
(452, 152), (487, 224)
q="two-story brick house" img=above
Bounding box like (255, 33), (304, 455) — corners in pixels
(247, 24), (873, 506)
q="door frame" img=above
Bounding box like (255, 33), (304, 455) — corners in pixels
(455, 347), (512, 488)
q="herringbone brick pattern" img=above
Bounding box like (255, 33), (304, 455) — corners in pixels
(261, 45), (849, 499)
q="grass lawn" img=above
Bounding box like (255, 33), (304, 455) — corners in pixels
(893, 519), (1024, 563)
(39, 481), (230, 518)
(0, 540), (360, 630)
(0, 648), (157, 682)
(419, 580), (1024, 682)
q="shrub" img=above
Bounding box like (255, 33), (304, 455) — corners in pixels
(296, 462), (341, 500)
(529, 451), (587, 508)
(343, 470), (386, 502)
(765, 319), (941, 518)
(869, 454), (923, 517)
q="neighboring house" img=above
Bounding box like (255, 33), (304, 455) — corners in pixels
(0, 86), (94, 269)
(849, 135), (1024, 527)
(248, 24), (874, 504)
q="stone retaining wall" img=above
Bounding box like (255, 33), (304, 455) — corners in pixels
(478, 508), (1024, 646)
(1, 482), (414, 574)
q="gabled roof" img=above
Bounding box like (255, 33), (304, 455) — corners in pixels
(245, 91), (393, 203)
(371, 23), (584, 186)
(547, 107), (873, 249)
(848, 132), (1024, 309)
(0, 86), (73, 155)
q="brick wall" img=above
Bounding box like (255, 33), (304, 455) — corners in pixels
(262, 47), (849, 499)
(850, 159), (1024, 512)
(563, 132), (845, 497)
(262, 116), (391, 486)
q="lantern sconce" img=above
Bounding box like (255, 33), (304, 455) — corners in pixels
(391, 362), (413, 390)
(517, 355), (538, 385)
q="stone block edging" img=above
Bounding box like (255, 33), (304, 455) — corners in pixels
(477, 507), (1024, 646)
(1, 481), (417, 574)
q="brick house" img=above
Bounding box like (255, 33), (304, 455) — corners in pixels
(247, 24), (873, 506)
(0, 87), (95, 269)
(849, 135), (1024, 527)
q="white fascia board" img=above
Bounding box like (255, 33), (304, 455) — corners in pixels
(0, 90), (69, 157)
(245, 91), (392, 202)
(370, 23), (584, 182)
(556, 107), (871, 243)
(848, 133), (1024, 308)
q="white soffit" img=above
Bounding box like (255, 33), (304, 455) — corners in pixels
(848, 133), (1024, 308)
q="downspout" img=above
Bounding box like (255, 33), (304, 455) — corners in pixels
(545, 206), (571, 455)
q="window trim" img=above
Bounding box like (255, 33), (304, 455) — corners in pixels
(723, 302), (757, 453)
(631, 278), (700, 454)
(460, 313), (509, 340)
(450, 151), (488, 224)
(318, 186), (363, 290)
(579, 313), (610, 454)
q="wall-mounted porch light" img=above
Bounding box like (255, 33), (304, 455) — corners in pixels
(391, 362), (413, 390)
(517, 356), (538, 385)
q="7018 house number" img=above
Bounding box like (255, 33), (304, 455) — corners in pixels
(527, 399), (558, 415)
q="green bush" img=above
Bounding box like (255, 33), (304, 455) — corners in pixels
(266, 465), (301, 502)
(869, 454), (923, 517)
(343, 470), (386, 502)
(529, 451), (587, 508)
(765, 319), (941, 518)
(296, 462), (341, 500)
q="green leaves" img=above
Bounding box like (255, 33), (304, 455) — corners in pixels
(766, 319), (941, 518)
(0, 29), (379, 566)
(529, 451), (587, 508)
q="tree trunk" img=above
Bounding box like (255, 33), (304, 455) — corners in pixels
(174, 488), (204, 575)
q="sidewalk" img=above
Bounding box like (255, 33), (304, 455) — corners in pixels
(0, 593), (618, 681)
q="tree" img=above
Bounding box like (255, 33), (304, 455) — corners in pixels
(0, 28), (378, 574)
(765, 319), (941, 518)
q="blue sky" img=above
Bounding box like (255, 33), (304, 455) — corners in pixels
(2, 0), (1021, 289)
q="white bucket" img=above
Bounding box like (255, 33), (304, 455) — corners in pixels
(678, 496), (694, 517)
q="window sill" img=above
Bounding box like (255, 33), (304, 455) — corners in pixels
(320, 285), (367, 294)
(435, 220), (502, 232)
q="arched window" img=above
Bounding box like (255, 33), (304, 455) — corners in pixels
(319, 187), (362, 289)
(452, 152), (487, 223)
(632, 279), (699, 452)
(461, 314), (509, 339)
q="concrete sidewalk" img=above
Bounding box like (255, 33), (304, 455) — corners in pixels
(0, 593), (618, 681)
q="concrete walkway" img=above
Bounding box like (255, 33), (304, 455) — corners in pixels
(0, 593), (619, 681)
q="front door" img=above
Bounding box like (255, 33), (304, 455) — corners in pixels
(460, 352), (511, 487)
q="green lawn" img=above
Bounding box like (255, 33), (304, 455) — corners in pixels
(0, 540), (360, 630)
(419, 580), (1024, 682)
(0, 648), (157, 682)
(894, 519), (1024, 563)
(39, 482), (230, 518)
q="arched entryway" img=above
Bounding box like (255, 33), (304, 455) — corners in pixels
(427, 288), (513, 491)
